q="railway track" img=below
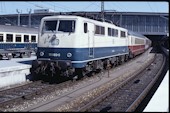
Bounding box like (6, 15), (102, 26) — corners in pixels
(0, 80), (73, 111)
(74, 53), (166, 112)
(0, 48), (161, 112)
(0, 48), (146, 111)
(0, 72), (104, 111)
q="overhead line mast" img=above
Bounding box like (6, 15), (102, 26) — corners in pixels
(101, 1), (104, 22)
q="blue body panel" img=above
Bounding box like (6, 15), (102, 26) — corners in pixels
(37, 46), (129, 68)
(0, 43), (37, 49)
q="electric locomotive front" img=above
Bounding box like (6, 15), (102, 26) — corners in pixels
(31, 15), (88, 80)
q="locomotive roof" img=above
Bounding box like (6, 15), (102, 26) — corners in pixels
(128, 30), (146, 38)
(42, 15), (78, 19)
(0, 25), (38, 34)
(42, 15), (127, 31)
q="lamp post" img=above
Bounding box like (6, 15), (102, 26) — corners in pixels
(101, 1), (104, 22)
(16, 9), (21, 26)
(28, 9), (32, 28)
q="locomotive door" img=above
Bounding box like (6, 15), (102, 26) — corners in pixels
(87, 22), (94, 58)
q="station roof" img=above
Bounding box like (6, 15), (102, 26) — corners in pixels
(0, 25), (38, 34)
(0, 11), (168, 17)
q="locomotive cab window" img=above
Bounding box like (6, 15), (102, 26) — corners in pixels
(24, 35), (29, 42)
(58, 20), (75, 33)
(16, 35), (21, 42)
(0, 34), (3, 42)
(43, 20), (58, 32)
(6, 34), (13, 42)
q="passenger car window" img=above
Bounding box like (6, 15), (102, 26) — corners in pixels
(0, 34), (3, 42)
(6, 34), (13, 42)
(24, 35), (29, 42)
(31, 35), (36, 42)
(16, 35), (21, 42)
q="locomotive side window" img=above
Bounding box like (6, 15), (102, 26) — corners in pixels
(24, 35), (29, 42)
(120, 31), (126, 38)
(58, 20), (75, 32)
(31, 35), (36, 42)
(101, 26), (105, 35)
(95, 25), (100, 34)
(43, 20), (58, 31)
(108, 28), (118, 37)
(6, 34), (13, 42)
(16, 35), (21, 42)
(84, 23), (87, 33)
(95, 25), (105, 35)
(0, 33), (3, 42)
(108, 28), (111, 36)
(112, 29), (118, 37)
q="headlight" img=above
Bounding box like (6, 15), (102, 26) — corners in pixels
(40, 52), (44, 56)
(67, 53), (72, 57)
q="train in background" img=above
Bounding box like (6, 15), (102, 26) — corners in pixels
(0, 25), (38, 59)
(30, 15), (152, 81)
(128, 30), (151, 58)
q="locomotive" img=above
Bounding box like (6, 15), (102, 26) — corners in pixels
(30, 15), (151, 80)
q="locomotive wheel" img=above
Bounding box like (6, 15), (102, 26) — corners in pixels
(7, 55), (12, 60)
(20, 53), (24, 58)
(0, 55), (3, 60)
(115, 57), (119, 66)
(30, 60), (42, 81)
(124, 54), (129, 62)
(12, 53), (16, 58)
(27, 52), (31, 57)
(75, 68), (84, 80)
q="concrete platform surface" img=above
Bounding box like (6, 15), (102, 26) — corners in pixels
(0, 56), (36, 88)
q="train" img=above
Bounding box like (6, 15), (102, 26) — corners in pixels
(30, 15), (151, 81)
(0, 25), (38, 59)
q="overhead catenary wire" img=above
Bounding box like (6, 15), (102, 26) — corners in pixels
(42, 2), (72, 12)
(154, 2), (159, 13)
(80, 2), (99, 11)
(26, 2), (55, 12)
(108, 2), (128, 12)
(147, 2), (155, 13)
(0, 2), (6, 13)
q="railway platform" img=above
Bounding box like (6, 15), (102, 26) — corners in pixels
(143, 70), (169, 112)
(0, 56), (36, 88)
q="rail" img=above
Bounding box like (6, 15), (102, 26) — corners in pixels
(76, 54), (156, 112)
(126, 54), (166, 111)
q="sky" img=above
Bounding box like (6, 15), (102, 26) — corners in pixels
(0, 1), (169, 15)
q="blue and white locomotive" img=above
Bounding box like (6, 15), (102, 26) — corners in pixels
(31, 15), (150, 80)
